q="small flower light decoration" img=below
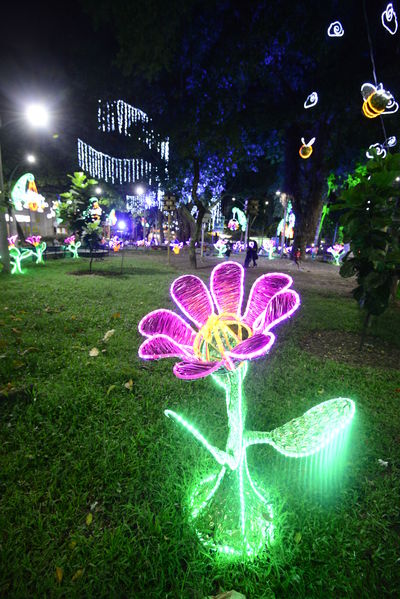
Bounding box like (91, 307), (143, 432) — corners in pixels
(138, 262), (355, 556)
(109, 235), (123, 252)
(26, 235), (46, 264)
(228, 218), (240, 231)
(327, 243), (345, 266)
(8, 236), (33, 274)
(170, 240), (184, 254)
(214, 238), (227, 258)
(263, 239), (275, 260)
(64, 235), (81, 259)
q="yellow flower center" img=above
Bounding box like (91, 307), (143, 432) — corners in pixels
(193, 312), (253, 363)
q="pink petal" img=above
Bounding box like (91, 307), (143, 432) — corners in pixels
(254, 290), (301, 332)
(243, 273), (293, 328)
(139, 335), (194, 360)
(210, 261), (244, 317)
(138, 309), (196, 345)
(173, 360), (222, 380)
(227, 332), (275, 360)
(171, 275), (214, 328)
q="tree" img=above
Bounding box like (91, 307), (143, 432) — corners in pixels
(334, 152), (400, 346)
(58, 172), (110, 235)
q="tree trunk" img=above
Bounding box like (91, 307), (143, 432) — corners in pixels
(157, 208), (164, 244)
(189, 157), (202, 269)
(284, 123), (328, 259)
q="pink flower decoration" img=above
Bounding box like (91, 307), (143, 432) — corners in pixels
(8, 235), (18, 247)
(138, 261), (300, 380)
(64, 235), (75, 245)
(26, 235), (42, 247)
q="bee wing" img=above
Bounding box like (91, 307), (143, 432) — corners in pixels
(361, 82), (376, 100)
(309, 137), (316, 146)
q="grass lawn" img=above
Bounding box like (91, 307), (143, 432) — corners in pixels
(1, 254), (400, 598)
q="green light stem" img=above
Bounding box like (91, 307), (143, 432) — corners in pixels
(212, 363), (248, 470)
(164, 409), (235, 468)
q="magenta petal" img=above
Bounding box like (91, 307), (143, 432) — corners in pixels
(138, 309), (196, 345)
(210, 261), (244, 317)
(227, 332), (275, 360)
(254, 290), (301, 332)
(173, 360), (222, 380)
(171, 275), (214, 327)
(139, 335), (194, 360)
(243, 273), (293, 328)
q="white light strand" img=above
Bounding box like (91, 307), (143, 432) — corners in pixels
(77, 138), (154, 185)
(97, 99), (169, 160)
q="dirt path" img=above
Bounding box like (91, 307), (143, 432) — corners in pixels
(169, 252), (355, 298)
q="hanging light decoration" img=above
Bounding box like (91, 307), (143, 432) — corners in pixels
(299, 137), (316, 159)
(361, 83), (398, 119)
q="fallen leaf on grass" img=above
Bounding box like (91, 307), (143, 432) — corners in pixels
(20, 347), (38, 355)
(55, 566), (63, 584)
(89, 348), (99, 357)
(11, 328), (21, 335)
(103, 329), (115, 342)
(111, 312), (121, 319)
(294, 531), (302, 544)
(71, 569), (84, 581)
(69, 540), (77, 550)
(86, 512), (93, 525)
(209, 592), (246, 599)
(106, 385), (116, 396)
(70, 315), (76, 320)
(378, 459), (388, 468)
(124, 379), (133, 391)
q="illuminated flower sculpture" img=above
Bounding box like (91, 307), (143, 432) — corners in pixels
(64, 235), (81, 259)
(327, 243), (345, 266)
(8, 236), (33, 274)
(214, 238), (227, 258)
(26, 236), (46, 264)
(109, 235), (123, 252)
(138, 262), (355, 556)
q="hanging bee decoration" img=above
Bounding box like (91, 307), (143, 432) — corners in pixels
(299, 137), (316, 159)
(361, 83), (399, 118)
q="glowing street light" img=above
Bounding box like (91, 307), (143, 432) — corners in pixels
(136, 185), (145, 195)
(26, 154), (36, 164)
(95, 187), (102, 195)
(25, 104), (49, 128)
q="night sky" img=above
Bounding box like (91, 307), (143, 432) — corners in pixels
(0, 0), (398, 184)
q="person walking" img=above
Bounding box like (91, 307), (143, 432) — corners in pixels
(244, 239), (258, 267)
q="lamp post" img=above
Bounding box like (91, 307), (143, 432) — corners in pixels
(245, 198), (259, 245)
(0, 103), (49, 274)
(278, 192), (289, 257)
(162, 194), (176, 265)
(201, 212), (212, 259)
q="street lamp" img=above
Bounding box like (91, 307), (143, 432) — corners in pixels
(95, 187), (102, 195)
(26, 154), (36, 164)
(245, 198), (259, 245)
(136, 185), (145, 195)
(0, 103), (49, 274)
(25, 104), (49, 128)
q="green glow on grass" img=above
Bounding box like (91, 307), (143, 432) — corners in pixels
(167, 383), (355, 557)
